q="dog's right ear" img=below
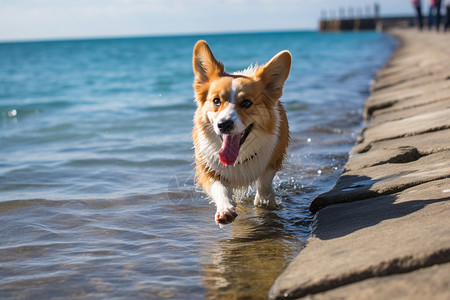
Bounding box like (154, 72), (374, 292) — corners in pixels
(193, 41), (224, 85)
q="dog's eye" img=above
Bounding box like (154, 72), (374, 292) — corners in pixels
(213, 98), (221, 106)
(240, 99), (253, 109)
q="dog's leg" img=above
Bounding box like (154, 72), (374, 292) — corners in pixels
(209, 181), (237, 225)
(255, 168), (277, 208)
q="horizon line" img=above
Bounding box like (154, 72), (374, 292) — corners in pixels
(0, 27), (317, 45)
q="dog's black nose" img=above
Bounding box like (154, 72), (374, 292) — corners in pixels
(217, 120), (234, 133)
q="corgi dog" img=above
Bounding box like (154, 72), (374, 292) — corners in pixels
(192, 40), (291, 225)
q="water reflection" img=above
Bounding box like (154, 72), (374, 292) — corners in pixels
(201, 199), (304, 299)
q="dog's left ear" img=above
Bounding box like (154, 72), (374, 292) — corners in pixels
(193, 40), (224, 85)
(256, 51), (291, 100)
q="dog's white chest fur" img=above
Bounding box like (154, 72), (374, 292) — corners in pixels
(197, 107), (280, 188)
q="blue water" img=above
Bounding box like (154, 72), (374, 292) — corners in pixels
(0, 31), (395, 299)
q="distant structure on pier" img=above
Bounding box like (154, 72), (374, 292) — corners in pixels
(319, 3), (416, 32)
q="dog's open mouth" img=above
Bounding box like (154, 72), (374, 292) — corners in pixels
(218, 124), (254, 166)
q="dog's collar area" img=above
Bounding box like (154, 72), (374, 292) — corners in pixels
(239, 123), (254, 147)
(237, 152), (258, 165)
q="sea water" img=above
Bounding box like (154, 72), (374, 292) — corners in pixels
(0, 31), (395, 299)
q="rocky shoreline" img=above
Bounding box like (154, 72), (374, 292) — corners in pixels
(270, 29), (450, 300)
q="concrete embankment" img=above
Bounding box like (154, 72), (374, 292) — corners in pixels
(270, 29), (450, 300)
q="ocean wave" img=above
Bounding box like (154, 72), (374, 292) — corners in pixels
(62, 158), (190, 167)
(143, 103), (196, 112)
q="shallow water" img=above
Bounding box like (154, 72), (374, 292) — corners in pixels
(0, 31), (395, 298)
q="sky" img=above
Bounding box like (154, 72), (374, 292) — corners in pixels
(0, 0), (416, 42)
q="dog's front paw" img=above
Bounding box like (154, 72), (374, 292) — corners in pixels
(215, 207), (237, 225)
(254, 192), (278, 208)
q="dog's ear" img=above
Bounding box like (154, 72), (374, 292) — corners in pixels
(193, 41), (224, 85)
(256, 50), (291, 100)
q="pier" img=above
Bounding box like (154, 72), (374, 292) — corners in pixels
(319, 4), (416, 32)
(320, 16), (416, 32)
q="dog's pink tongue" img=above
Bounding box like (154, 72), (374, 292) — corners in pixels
(218, 134), (241, 165)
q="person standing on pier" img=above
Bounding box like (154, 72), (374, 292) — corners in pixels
(428, 0), (442, 31)
(412, 0), (424, 30)
(445, 0), (450, 31)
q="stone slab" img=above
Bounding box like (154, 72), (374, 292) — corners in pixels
(358, 107), (450, 151)
(310, 150), (450, 213)
(269, 179), (450, 299)
(351, 128), (450, 155)
(389, 29), (450, 57)
(364, 80), (450, 118)
(344, 146), (421, 172)
(301, 263), (450, 300)
(371, 64), (450, 94)
(375, 55), (449, 82)
(371, 97), (450, 125)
